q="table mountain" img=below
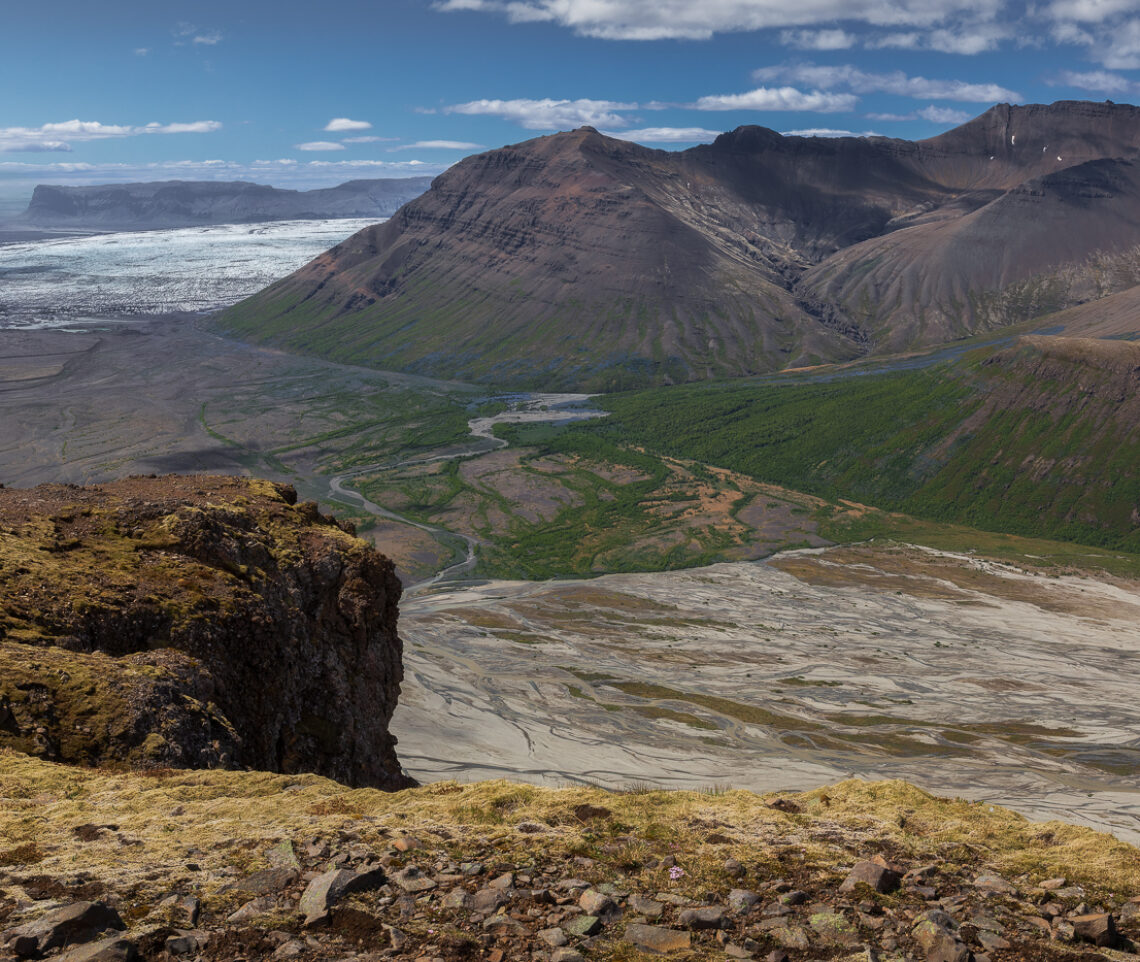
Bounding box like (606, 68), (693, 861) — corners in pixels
(18, 177), (434, 231)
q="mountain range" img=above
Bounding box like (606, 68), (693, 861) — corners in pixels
(17, 176), (435, 231)
(220, 100), (1140, 390)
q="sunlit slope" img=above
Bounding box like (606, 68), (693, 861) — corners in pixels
(579, 336), (1140, 552)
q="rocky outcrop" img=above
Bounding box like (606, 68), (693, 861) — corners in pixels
(19, 177), (434, 231)
(220, 100), (1140, 390)
(0, 475), (413, 789)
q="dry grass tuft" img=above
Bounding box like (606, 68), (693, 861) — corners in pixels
(1, 750), (1137, 915)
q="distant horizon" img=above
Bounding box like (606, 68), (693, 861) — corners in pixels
(4, 93), (1133, 211)
(7, 0), (1140, 202)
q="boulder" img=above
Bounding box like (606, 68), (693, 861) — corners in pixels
(1072, 912), (1118, 948)
(624, 923), (691, 953)
(2, 902), (124, 957)
(840, 860), (902, 894)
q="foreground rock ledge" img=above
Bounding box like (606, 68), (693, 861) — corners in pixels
(1, 758), (1138, 961)
(0, 474), (413, 789)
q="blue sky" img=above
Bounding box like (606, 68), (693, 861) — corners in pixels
(2, 0), (1139, 203)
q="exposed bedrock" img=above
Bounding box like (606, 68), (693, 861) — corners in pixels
(0, 474), (413, 789)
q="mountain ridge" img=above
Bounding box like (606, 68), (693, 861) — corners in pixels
(219, 100), (1140, 390)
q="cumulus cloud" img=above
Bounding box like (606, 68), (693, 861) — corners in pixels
(389, 140), (485, 150)
(325, 117), (372, 131)
(1048, 68), (1136, 92)
(693, 86), (857, 112)
(145, 121), (223, 134)
(295, 141), (346, 151)
(443, 97), (637, 129)
(779, 28), (857, 49)
(753, 63), (1020, 101)
(867, 105), (973, 123)
(866, 21), (1008, 52)
(1045, 0), (1138, 21)
(173, 21), (223, 46)
(917, 105), (972, 123)
(601, 126), (722, 142)
(1, 141), (72, 153)
(1043, 0), (1140, 67)
(0, 119), (222, 153)
(781, 127), (883, 136)
(434, 0), (1007, 40)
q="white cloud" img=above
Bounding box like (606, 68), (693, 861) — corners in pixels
(144, 121), (223, 134)
(342, 135), (397, 143)
(1046, 0), (1139, 22)
(1, 141), (72, 153)
(0, 119), (222, 153)
(693, 86), (857, 112)
(134, 47), (149, 56)
(753, 63), (1020, 101)
(1057, 15), (1140, 66)
(779, 28), (856, 49)
(295, 141), (346, 151)
(435, 0), (1008, 40)
(1048, 68), (1136, 92)
(781, 127), (882, 136)
(443, 97), (637, 129)
(867, 106), (973, 123)
(1044, 0), (1140, 67)
(173, 22), (223, 46)
(866, 21), (1008, 52)
(916, 105), (971, 123)
(389, 140), (485, 150)
(602, 126), (722, 142)
(325, 117), (372, 132)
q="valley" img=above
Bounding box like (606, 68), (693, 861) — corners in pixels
(2, 310), (1138, 845)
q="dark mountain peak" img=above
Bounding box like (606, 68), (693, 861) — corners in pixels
(709, 125), (785, 153)
(221, 100), (1140, 391)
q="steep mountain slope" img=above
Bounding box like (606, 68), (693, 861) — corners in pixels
(580, 335), (1140, 552)
(220, 101), (1140, 389)
(19, 177), (434, 230)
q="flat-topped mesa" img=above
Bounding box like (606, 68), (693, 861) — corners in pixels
(0, 475), (413, 790)
(219, 100), (1140, 391)
(19, 176), (435, 230)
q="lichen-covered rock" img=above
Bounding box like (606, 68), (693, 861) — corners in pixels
(0, 475), (412, 789)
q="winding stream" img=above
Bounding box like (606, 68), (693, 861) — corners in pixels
(324, 393), (607, 592)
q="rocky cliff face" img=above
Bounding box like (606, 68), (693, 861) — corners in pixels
(0, 475), (413, 790)
(19, 177), (434, 230)
(219, 100), (1140, 390)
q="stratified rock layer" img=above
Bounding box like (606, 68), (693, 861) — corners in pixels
(0, 475), (413, 789)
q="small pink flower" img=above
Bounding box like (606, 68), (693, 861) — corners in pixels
(669, 866), (685, 881)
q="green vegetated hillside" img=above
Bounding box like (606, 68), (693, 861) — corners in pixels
(559, 335), (1140, 554)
